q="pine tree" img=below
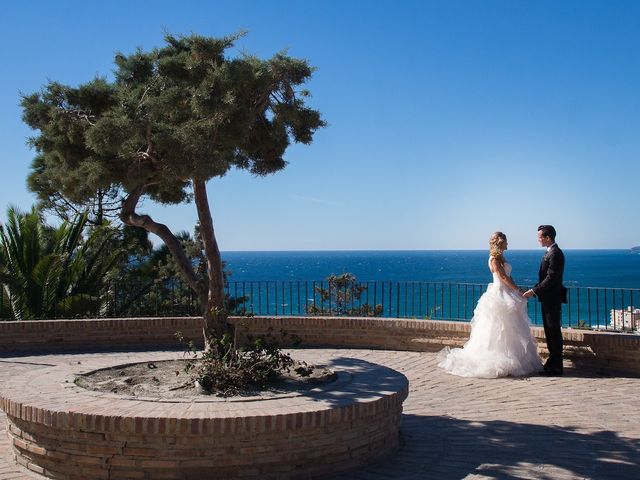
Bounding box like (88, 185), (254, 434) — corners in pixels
(21, 32), (325, 346)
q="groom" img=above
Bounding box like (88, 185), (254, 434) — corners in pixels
(523, 225), (567, 376)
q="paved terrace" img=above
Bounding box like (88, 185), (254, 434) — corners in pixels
(1, 348), (638, 480)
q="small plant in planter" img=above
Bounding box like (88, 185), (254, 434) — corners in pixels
(177, 325), (308, 397)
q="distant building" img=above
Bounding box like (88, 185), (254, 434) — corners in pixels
(610, 306), (640, 331)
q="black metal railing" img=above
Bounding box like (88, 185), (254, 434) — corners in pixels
(1, 280), (639, 331)
(225, 281), (640, 330)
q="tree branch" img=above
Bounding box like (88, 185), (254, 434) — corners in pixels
(138, 86), (152, 110)
(119, 185), (204, 296)
(63, 108), (96, 125)
(145, 122), (153, 154)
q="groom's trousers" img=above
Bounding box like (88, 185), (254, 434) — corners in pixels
(541, 300), (563, 370)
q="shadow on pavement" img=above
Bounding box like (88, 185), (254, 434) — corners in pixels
(331, 413), (639, 479)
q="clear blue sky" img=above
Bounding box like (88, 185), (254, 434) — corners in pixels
(1, 0), (639, 250)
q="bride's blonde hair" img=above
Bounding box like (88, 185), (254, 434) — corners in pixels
(489, 232), (507, 263)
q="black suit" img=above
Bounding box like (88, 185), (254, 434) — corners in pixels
(533, 244), (566, 372)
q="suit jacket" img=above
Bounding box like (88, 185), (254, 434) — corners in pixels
(533, 244), (567, 304)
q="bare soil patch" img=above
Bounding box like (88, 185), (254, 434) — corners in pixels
(75, 359), (336, 400)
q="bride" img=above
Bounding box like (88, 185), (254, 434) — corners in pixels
(438, 232), (542, 378)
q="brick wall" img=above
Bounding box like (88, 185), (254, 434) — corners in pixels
(0, 316), (638, 374)
(229, 316), (640, 374)
(0, 317), (203, 352)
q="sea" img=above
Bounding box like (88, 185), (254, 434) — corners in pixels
(221, 249), (640, 289)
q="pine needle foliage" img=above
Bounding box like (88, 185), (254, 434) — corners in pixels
(21, 32), (325, 341)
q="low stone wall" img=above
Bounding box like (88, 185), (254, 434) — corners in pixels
(0, 317), (203, 352)
(230, 316), (640, 374)
(1, 316), (639, 374)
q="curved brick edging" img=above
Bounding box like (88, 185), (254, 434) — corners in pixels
(0, 353), (408, 480)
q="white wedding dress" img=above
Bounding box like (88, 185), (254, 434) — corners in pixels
(437, 259), (542, 378)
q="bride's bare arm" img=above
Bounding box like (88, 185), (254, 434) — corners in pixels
(490, 258), (520, 292)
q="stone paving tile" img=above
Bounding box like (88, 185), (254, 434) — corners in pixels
(0, 348), (639, 480)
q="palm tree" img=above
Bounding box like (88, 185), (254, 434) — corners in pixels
(0, 206), (124, 319)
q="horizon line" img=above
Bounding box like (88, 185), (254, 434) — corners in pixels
(219, 248), (637, 253)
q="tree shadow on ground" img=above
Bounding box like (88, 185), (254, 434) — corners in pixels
(294, 356), (409, 406)
(330, 413), (639, 480)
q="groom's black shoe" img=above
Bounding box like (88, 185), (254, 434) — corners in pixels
(539, 361), (552, 375)
(541, 368), (563, 377)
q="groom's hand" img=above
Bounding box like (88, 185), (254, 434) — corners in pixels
(522, 289), (535, 298)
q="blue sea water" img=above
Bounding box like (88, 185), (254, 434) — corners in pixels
(221, 249), (640, 289)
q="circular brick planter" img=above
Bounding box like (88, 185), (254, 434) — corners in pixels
(0, 352), (408, 479)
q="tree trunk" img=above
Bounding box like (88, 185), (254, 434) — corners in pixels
(193, 178), (228, 347)
(119, 184), (206, 302)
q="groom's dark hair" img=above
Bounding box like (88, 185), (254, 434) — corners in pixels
(538, 224), (556, 240)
